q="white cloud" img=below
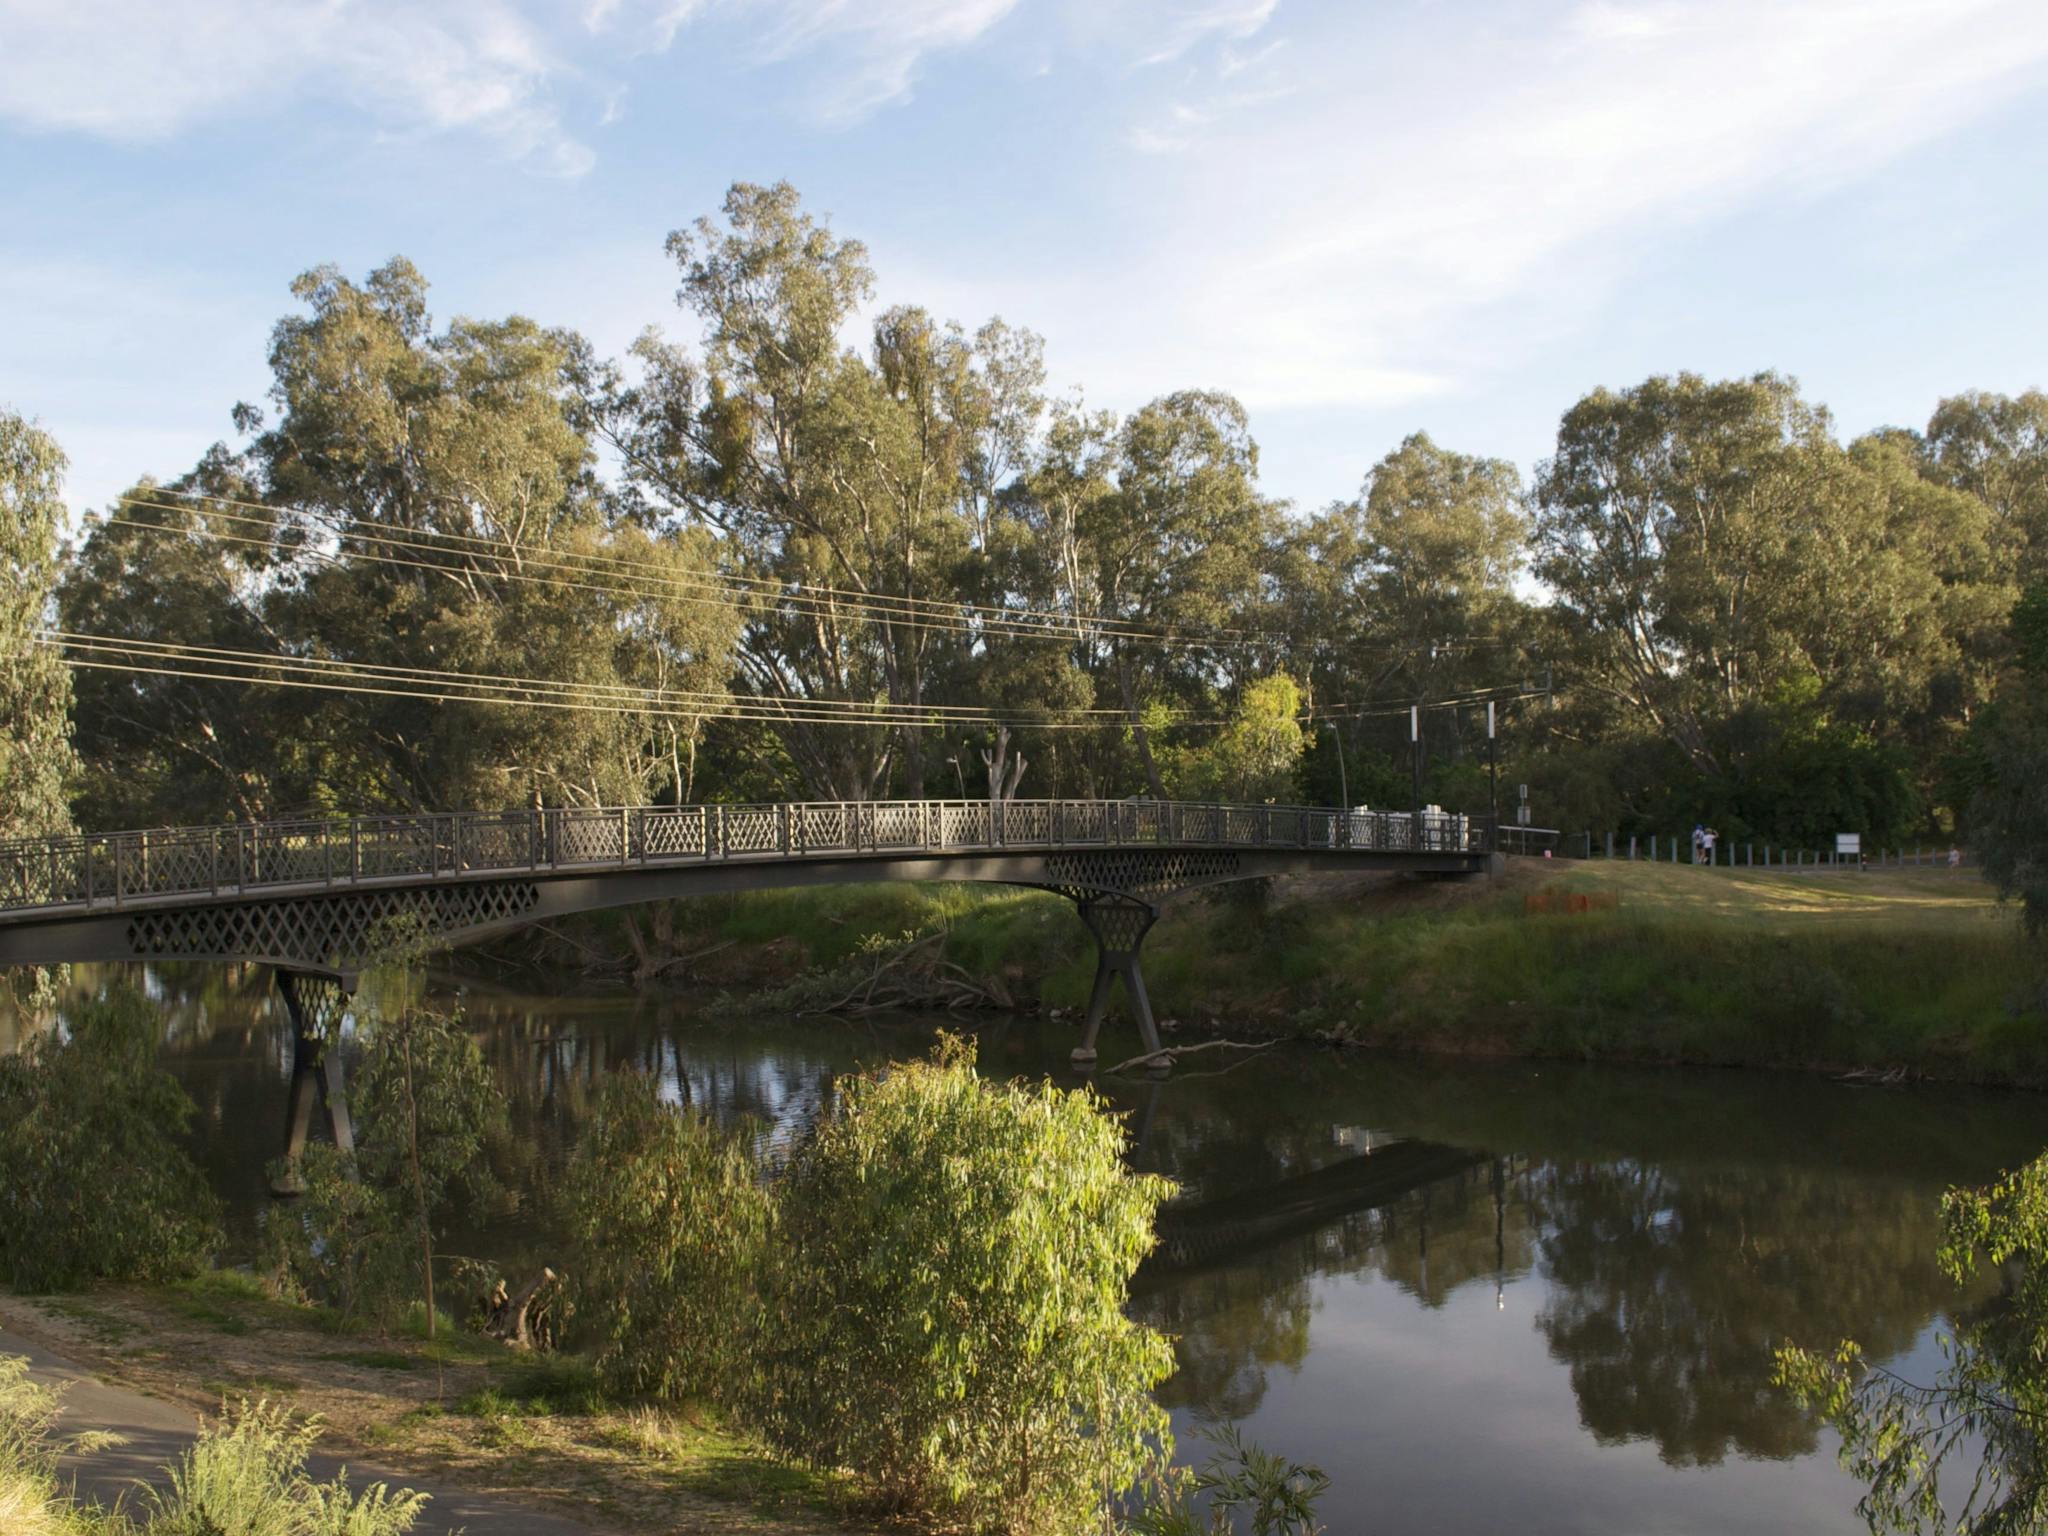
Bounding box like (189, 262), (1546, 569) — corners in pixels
(0, 0), (592, 174)
(1039, 0), (2048, 413)
(750, 0), (1023, 121)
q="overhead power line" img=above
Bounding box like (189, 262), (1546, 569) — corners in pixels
(43, 634), (1249, 731)
(104, 488), (1533, 660)
(46, 630), (1546, 735)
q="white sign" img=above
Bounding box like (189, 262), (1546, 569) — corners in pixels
(1836, 833), (1862, 856)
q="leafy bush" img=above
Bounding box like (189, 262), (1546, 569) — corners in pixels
(264, 1008), (500, 1334)
(0, 987), (219, 1291)
(562, 1072), (771, 1402)
(141, 1399), (426, 1535)
(754, 1035), (1175, 1534)
(0, 1354), (97, 1535)
(1777, 1150), (2048, 1534)
(1125, 1426), (1330, 1536)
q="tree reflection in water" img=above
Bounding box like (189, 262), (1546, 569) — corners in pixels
(1529, 1160), (1956, 1466)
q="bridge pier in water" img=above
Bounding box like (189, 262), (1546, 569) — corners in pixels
(271, 969), (356, 1196)
(1067, 893), (1168, 1072)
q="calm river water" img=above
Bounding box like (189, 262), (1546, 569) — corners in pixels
(28, 963), (2048, 1535)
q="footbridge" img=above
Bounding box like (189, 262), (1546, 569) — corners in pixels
(0, 799), (1492, 1117)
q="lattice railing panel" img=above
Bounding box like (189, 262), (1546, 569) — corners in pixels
(554, 810), (624, 864)
(871, 804), (925, 849)
(125, 881), (540, 970)
(722, 809), (778, 855)
(799, 806), (854, 852)
(641, 809), (708, 858)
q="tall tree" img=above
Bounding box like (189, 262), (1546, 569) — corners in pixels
(1282, 432), (1528, 791)
(64, 261), (737, 820)
(1052, 390), (1277, 798)
(1532, 372), (2004, 785)
(1922, 389), (2048, 580)
(595, 183), (1039, 799)
(0, 412), (78, 844)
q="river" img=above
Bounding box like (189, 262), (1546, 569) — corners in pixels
(22, 962), (2048, 1535)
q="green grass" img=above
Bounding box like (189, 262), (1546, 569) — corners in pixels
(624, 860), (2048, 1085)
(316, 1349), (417, 1371)
(593, 1406), (847, 1515)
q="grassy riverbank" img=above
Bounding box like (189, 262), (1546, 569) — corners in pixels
(542, 857), (2048, 1086)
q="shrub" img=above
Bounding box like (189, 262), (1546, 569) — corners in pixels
(755, 1035), (1175, 1535)
(141, 1399), (426, 1535)
(1125, 1426), (1330, 1536)
(0, 1355), (90, 1535)
(0, 987), (219, 1291)
(562, 1073), (771, 1403)
(264, 1008), (500, 1335)
(1777, 1149), (2048, 1534)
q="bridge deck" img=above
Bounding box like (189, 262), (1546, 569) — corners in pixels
(0, 799), (1488, 920)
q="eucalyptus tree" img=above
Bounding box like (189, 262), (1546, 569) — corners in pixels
(64, 260), (737, 820)
(0, 411), (77, 844)
(1532, 372), (2005, 792)
(61, 456), (303, 825)
(1921, 388), (2048, 579)
(591, 183), (1046, 799)
(1282, 432), (1528, 787)
(1027, 390), (1276, 799)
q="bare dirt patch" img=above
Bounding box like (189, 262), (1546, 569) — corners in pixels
(0, 1283), (861, 1536)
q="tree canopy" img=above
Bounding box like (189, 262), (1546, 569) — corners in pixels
(16, 183), (2047, 885)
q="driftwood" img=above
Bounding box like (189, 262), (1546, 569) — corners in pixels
(800, 931), (1015, 1016)
(1103, 1039), (1279, 1076)
(481, 1267), (563, 1351)
(1835, 1064), (1914, 1087)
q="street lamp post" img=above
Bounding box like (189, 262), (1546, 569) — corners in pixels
(1324, 720), (1349, 812)
(1487, 699), (1499, 842)
(1410, 703), (1424, 849)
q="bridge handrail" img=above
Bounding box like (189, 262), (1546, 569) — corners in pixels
(0, 800), (1492, 915)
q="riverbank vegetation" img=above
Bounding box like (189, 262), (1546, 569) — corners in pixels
(1778, 1147), (2048, 1535)
(2, 981), (1309, 1534)
(520, 857), (2047, 1085)
(0, 989), (220, 1291)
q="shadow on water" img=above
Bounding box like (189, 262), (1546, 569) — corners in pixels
(20, 962), (2048, 1535)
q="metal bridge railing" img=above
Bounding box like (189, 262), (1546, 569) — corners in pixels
(0, 800), (1491, 915)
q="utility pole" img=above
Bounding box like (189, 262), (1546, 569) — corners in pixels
(1324, 720), (1349, 811)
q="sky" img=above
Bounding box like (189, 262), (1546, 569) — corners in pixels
(4, 0), (2048, 523)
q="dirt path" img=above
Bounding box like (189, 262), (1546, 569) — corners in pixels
(0, 1289), (856, 1536)
(5, 1324), (602, 1534)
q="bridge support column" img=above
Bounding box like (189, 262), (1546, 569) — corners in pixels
(1069, 893), (1168, 1073)
(272, 969), (356, 1196)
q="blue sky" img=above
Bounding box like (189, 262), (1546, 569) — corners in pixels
(5, 0), (2048, 522)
